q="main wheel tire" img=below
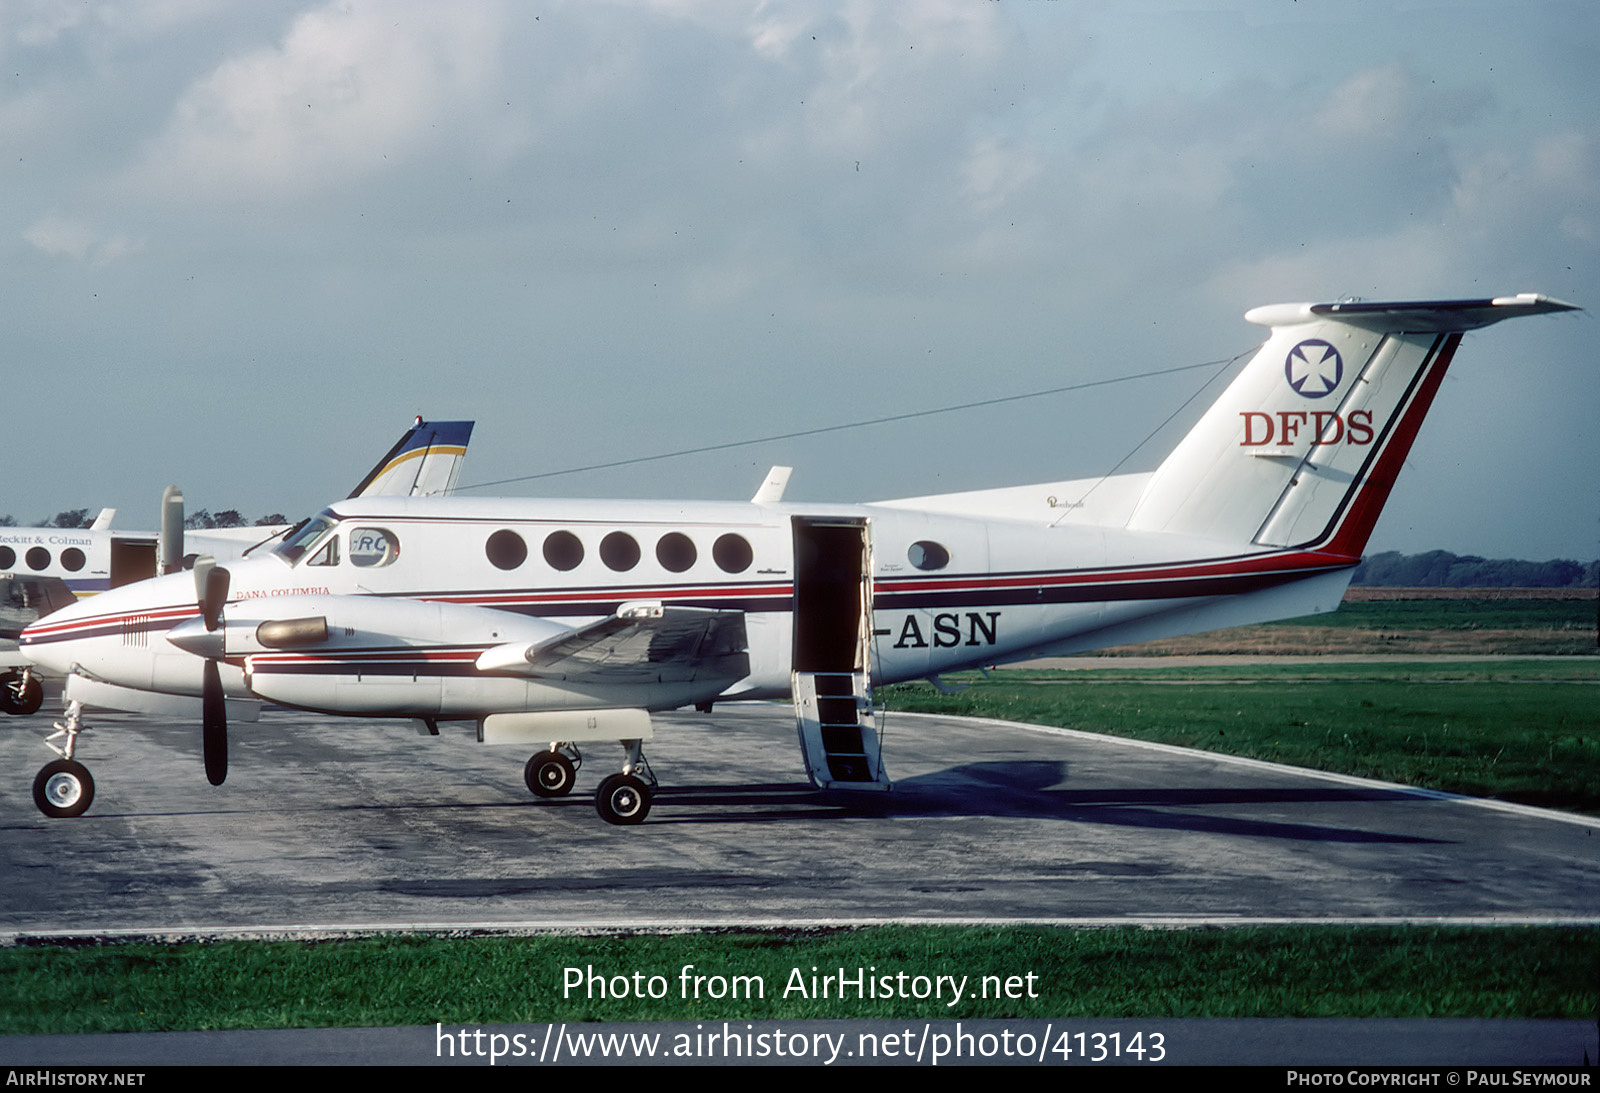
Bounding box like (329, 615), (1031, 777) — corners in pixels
(594, 773), (651, 826)
(0, 671), (39, 715)
(525, 750), (576, 798)
(12, 676), (43, 716)
(33, 759), (95, 819)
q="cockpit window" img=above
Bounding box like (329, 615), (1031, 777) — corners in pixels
(306, 536), (340, 567)
(274, 513), (337, 564)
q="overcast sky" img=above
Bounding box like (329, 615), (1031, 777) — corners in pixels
(4, 0), (1595, 559)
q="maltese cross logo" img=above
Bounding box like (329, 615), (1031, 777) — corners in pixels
(1285, 339), (1343, 398)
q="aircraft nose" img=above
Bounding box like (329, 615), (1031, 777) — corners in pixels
(18, 607), (84, 675)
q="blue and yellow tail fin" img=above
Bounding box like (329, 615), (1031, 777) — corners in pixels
(347, 418), (475, 499)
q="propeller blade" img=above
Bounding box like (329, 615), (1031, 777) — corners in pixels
(201, 566), (231, 632)
(192, 554), (214, 601)
(160, 486), (184, 576)
(202, 659), (228, 786)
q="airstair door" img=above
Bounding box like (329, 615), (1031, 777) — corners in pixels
(790, 517), (889, 790)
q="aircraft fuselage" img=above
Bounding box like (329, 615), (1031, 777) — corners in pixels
(21, 493), (1356, 718)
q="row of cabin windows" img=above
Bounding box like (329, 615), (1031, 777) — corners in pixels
(479, 530), (953, 574)
(485, 529), (756, 574)
(283, 522), (951, 576)
(0, 546), (87, 572)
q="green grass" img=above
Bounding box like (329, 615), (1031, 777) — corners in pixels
(1280, 599), (1597, 632)
(2, 926), (1595, 1034)
(988, 659), (1600, 683)
(883, 660), (1600, 814)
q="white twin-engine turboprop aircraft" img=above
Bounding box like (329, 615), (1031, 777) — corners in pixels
(19, 295), (1576, 825)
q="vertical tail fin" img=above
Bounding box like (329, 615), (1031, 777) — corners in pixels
(347, 418), (475, 499)
(1124, 295), (1576, 556)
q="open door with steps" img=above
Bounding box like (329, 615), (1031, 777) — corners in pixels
(790, 516), (890, 790)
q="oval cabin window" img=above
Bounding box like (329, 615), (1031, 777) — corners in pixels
(907, 540), (950, 571)
(655, 532), (697, 573)
(543, 530), (584, 572)
(485, 529), (528, 571)
(713, 533), (753, 574)
(600, 531), (641, 572)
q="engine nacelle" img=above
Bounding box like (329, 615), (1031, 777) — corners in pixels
(170, 594), (577, 717)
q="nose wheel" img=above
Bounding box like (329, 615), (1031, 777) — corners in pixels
(33, 759), (95, 819)
(33, 699), (95, 818)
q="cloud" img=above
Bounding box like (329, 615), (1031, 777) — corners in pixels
(962, 136), (1042, 217)
(22, 213), (144, 265)
(124, 0), (508, 203)
(1453, 127), (1600, 246)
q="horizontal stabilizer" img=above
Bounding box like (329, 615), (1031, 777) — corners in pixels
(1247, 294), (1578, 333)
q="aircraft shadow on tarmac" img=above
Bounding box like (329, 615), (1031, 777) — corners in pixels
(643, 760), (1450, 843)
(11, 728), (1447, 846)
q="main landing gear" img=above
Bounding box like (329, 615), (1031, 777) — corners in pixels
(594, 771), (651, 826)
(522, 739), (656, 826)
(1, 668), (44, 716)
(524, 745), (581, 798)
(32, 699), (95, 818)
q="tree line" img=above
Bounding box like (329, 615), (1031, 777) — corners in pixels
(0, 509), (288, 530)
(1350, 550), (1597, 588)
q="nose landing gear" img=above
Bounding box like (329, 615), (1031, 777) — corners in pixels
(33, 759), (94, 818)
(34, 699), (94, 818)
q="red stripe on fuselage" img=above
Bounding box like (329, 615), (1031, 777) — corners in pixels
(20, 546), (1357, 650)
(1313, 333), (1461, 557)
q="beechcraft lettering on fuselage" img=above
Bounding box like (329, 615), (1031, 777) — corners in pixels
(17, 296), (1577, 826)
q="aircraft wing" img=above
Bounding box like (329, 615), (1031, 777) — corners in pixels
(475, 602), (750, 686)
(1, 575), (77, 640)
